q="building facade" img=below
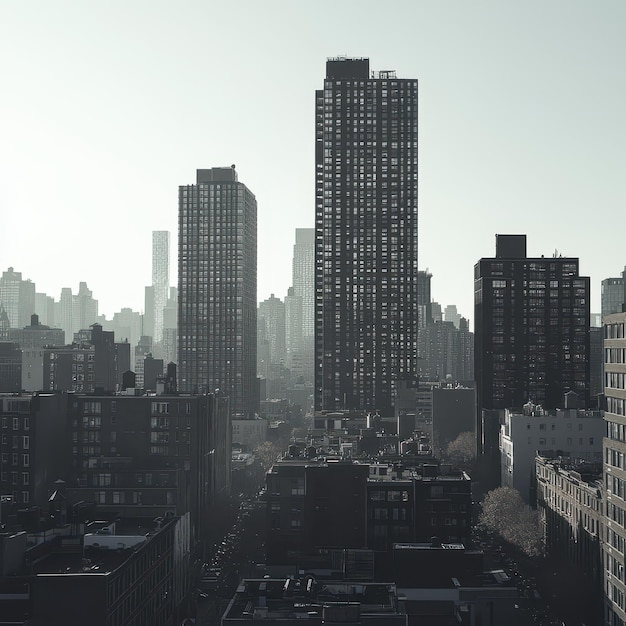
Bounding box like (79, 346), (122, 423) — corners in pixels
(603, 312), (626, 626)
(178, 167), (257, 416)
(315, 57), (419, 414)
(536, 454), (602, 585)
(499, 404), (603, 502)
(474, 234), (591, 452)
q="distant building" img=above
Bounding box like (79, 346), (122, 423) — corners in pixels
(314, 57), (418, 415)
(418, 319), (473, 383)
(292, 228), (314, 342)
(108, 307), (142, 351)
(34, 292), (55, 327)
(232, 415), (267, 448)
(444, 304), (461, 329)
(162, 287), (177, 366)
(178, 167), (257, 416)
(499, 403), (603, 502)
(7, 314), (64, 392)
(258, 294), (286, 368)
(0, 342), (21, 392)
(53, 283), (99, 344)
(143, 231), (171, 356)
(8, 314), (64, 350)
(602, 277), (624, 318)
(286, 228), (315, 386)
(0, 267), (35, 330)
(143, 353), (164, 391)
(417, 270), (433, 328)
(43, 324), (129, 393)
(134, 335), (152, 389)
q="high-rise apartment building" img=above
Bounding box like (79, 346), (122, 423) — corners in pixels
(315, 57), (419, 414)
(149, 230), (170, 348)
(474, 234), (590, 450)
(178, 167), (257, 416)
(293, 228), (314, 340)
(258, 294), (286, 367)
(417, 270), (433, 328)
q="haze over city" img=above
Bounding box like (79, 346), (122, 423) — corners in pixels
(1, 0), (624, 322)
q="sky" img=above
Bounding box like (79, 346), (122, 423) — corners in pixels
(1, 1), (624, 327)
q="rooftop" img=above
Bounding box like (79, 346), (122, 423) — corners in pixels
(223, 578), (403, 622)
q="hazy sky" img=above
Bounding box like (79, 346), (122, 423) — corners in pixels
(1, 1), (624, 326)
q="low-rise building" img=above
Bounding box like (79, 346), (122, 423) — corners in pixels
(500, 402), (603, 502)
(221, 578), (407, 625)
(0, 514), (190, 626)
(535, 454), (603, 584)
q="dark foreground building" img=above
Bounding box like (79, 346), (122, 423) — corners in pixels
(474, 234), (590, 457)
(315, 57), (419, 415)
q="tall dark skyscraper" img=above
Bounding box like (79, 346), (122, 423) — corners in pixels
(315, 57), (419, 414)
(178, 167), (257, 417)
(474, 234), (590, 450)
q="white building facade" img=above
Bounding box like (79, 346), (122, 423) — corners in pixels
(499, 403), (603, 502)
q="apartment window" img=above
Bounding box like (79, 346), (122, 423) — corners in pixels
(22, 436), (29, 450)
(23, 455), (29, 467)
(22, 472), (29, 485)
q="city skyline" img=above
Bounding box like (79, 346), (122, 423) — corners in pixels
(1, 2), (625, 321)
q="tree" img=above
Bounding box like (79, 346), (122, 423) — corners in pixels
(478, 486), (543, 557)
(254, 441), (282, 472)
(445, 431), (476, 468)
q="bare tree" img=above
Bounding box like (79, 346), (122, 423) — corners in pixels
(254, 441), (282, 472)
(478, 486), (543, 557)
(445, 431), (476, 466)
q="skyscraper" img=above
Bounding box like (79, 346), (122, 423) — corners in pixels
(258, 294), (286, 367)
(292, 228), (314, 340)
(285, 228), (314, 385)
(178, 167), (257, 417)
(474, 234), (590, 450)
(151, 230), (170, 347)
(315, 57), (419, 414)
